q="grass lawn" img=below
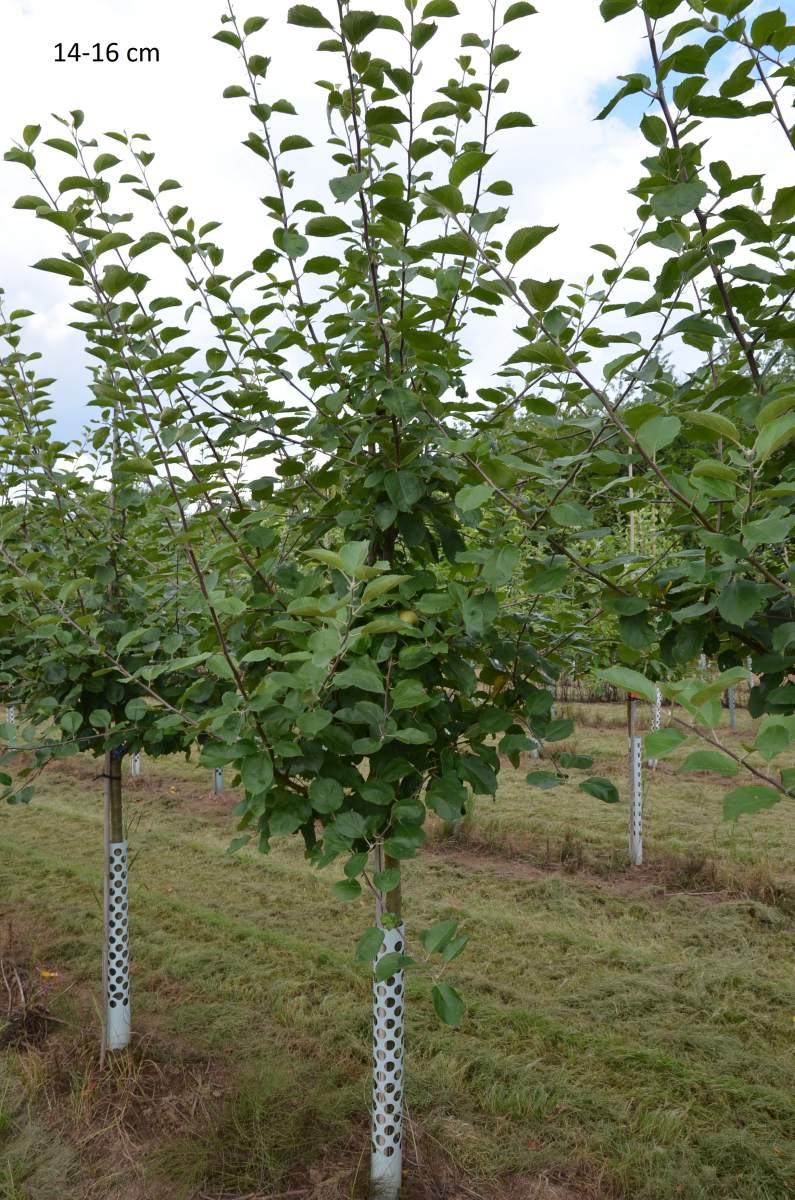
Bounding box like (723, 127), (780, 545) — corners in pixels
(1, 701), (794, 1200)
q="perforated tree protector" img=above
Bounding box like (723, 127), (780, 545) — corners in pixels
(105, 840), (131, 1049)
(371, 922), (405, 1200)
(5, 705), (15, 746)
(628, 718), (643, 867)
(728, 686), (737, 730)
(130, 752), (141, 778)
(213, 767), (224, 794)
(648, 686), (662, 768)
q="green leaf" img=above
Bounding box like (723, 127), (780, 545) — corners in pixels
(375, 951), (414, 981)
(385, 470), (424, 511)
(392, 679), (427, 709)
(23, 124), (41, 146)
(423, 185), (464, 215)
(449, 150), (491, 187)
(772, 185), (795, 224)
(362, 574), (411, 602)
(525, 771), (561, 789)
(600, 0), (636, 18)
(288, 4), (332, 27)
(650, 180), (708, 219)
(636, 415), (681, 456)
(506, 225), (557, 264)
(332, 878), (362, 902)
(373, 867), (401, 892)
(243, 15), (268, 33)
(88, 709), (111, 729)
(297, 709), (333, 736)
(645, 728), (686, 759)
(280, 135), (313, 152)
(442, 934), (470, 963)
(504, 1), (537, 19)
(680, 751), (739, 776)
(519, 277), (563, 310)
(306, 215), (350, 237)
(95, 232), (133, 256)
(4, 148), (35, 168)
(750, 8), (787, 46)
(723, 785), (781, 821)
(392, 727), (432, 744)
(481, 546), (519, 588)
(240, 753), (274, 794)
(334, 665), (384, 694)
(58, 711), (82, 736)
(455, 483), (492, 510)
(423, 0), (458, 14)
(420, 232), (475, 257)
(94, 153), (120, 173)
(341, 10), (382, 42)
(226, 836), (252, 855)
(206, 653), (235, 680)
(526, 565), (568, 593)
(304, 255), (339, 274)
(743, 516), (795, 550)
(753, 414), (795, 463)
(309, 777), (344, 812)
(492, 43), (520, 66)
(330, 171), (367, 202)
(640, 113), (666, 145)
(32, 257), (82, 281)
(579, 777), (620, 803)
(495, 111), (534, 131)
(43, 137), (78, 158)
(753, 722), (792, 762)
(544, 718), (575, 742)
(595, 666), (657, 703)
(716, 579), (763, 627)
(274, 228), (309, 258)
(558, 754), (594, 770)
(550, 501), (592, 528)
(412, 21), (437, 49)
(681, 410), (742, 444)
(355, 926), (385, 962)
(420, 919), (458, 954)
(365, 106), (408, 128)
(432, 983), (465, 1026)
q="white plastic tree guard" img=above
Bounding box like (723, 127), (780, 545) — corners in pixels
(5, 705), (15, 747)
(130, 752), (142, 779)
(370, 923), (406, 1200)
(628, 698), (643, 866)
(727, 687), (737, 730)
(213, 767), (224, 794)
(647, 686), (662, 768)
(104, 840), (131, 1049)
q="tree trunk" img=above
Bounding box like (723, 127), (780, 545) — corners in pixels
(103, 746), (131, 1050)
(627, 698), (643, 867)
(370, 842), (405, 1200)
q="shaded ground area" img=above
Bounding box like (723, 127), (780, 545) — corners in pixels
(1, 702), (794, 1199)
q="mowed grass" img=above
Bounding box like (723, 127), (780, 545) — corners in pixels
(1, 701), (794, 1200)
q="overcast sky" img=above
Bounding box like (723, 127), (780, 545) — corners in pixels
(2, 0), (792, 439)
